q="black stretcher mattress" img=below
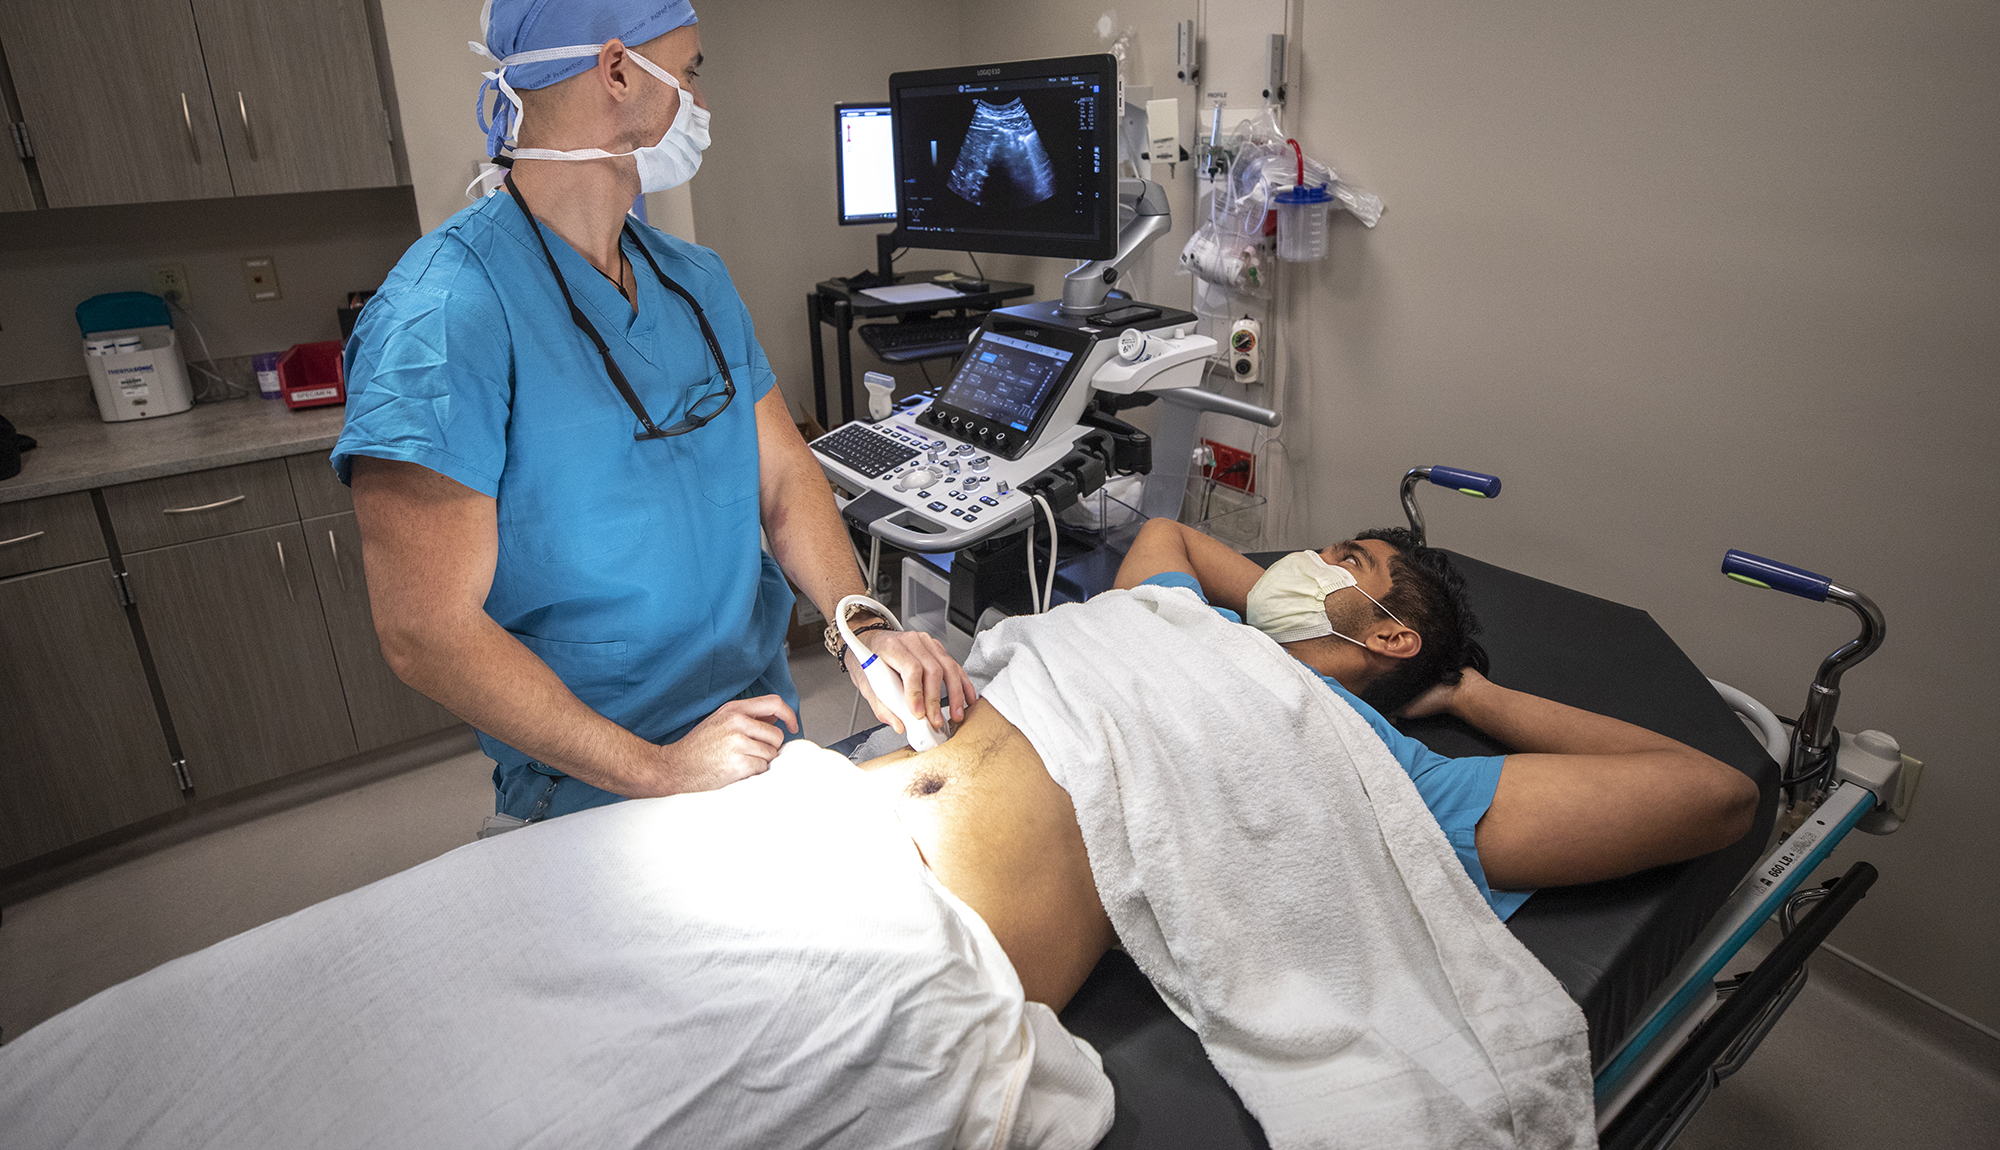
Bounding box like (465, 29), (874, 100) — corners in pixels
(1052, 550), (1781, 1148)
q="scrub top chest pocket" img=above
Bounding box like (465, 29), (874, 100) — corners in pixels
(693, 367), (760, 508)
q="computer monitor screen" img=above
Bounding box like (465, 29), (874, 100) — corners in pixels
(836, 103), (897, 225)
(889, 54), (1117, 260)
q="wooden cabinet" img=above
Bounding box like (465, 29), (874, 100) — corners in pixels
(303, 511), (459, 752)
(187, 0), (396, 197)
(0, 560), (180, 868)
(0, 52), (34, 212)
(122, 521), (358, 796)
(0, 491), (107, 579)
(0, 0), (235, 208)
(1, 450), (462, 871)
(0, 0), (396, 209)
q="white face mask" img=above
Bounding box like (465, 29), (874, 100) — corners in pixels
(476, 44), (710, 194)
(1243, 549), (1406, 647)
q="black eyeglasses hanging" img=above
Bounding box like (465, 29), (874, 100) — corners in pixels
(507, 172), (735, 440)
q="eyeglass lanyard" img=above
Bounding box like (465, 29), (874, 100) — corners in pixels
(506, 172), (735, 440)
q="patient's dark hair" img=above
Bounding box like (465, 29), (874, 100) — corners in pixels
(1350, 527), (1489, 716)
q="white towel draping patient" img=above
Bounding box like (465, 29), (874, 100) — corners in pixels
(0, 745), (1112, 1150)
(972, 584), (1595, 1150)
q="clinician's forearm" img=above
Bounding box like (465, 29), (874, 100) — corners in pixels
(764, 477), (867, 618)
(755, 389), (869, 620)
(379, 613), (662, 794)
(1452, 678), (1692, 758)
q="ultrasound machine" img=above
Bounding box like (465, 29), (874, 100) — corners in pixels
(811, 54), (1270, 633)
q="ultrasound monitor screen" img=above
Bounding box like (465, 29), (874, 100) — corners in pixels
(835, 104), (897, 225)
(942, 332), (1077, 432)
(889, 55), (1117, 260)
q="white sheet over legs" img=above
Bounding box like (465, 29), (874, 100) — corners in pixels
(0, 743), (1111, 1150)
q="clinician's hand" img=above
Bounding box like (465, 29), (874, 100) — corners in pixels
(847, 628), (976, 734)
(653, 695), (799, 793)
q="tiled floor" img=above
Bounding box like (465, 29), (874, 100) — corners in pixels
(4, 648), (1996, 1146)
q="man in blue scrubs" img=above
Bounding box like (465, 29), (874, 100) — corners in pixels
(1113, 518), (1760, 918)
(334, 0), (970, 825)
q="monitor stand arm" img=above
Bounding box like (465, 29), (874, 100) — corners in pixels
(878, 231), (902, 281)
(1060, 179), (1172, 316)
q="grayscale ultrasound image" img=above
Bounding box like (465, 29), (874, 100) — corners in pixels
(946, 99), (1057, 207)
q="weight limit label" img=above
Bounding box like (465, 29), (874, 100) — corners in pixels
(1755, 820), (1829, 896)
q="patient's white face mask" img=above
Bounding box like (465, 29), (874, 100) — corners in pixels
(1243, 549), (1405, 647)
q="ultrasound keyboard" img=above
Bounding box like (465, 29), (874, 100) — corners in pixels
(810, 423), (923, 478)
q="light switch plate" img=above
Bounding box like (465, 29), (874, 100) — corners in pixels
(242, 256), (282, 302)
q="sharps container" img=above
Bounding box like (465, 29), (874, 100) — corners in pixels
(1273, 183), (1335, 262)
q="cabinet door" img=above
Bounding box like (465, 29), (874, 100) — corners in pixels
(0, 561), (180, 869)
(303, 512), (460, 752)
(0, 46), (35, 212)
(124, 523), (357, 796)
(188, 0), (396, 196)
(0, 0), (234, 208)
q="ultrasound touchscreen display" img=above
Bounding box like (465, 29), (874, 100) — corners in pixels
(941, 332), (1077, 432)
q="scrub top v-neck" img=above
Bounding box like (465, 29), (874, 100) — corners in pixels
(332, 192), (796, 812)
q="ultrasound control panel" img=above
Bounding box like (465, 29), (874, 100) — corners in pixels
(911, 324), (1097, 460)
(810, 399), (1095, 553)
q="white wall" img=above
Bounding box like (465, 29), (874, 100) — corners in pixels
(1276, 0), (2000, 1031)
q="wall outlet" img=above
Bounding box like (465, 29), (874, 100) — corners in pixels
(151, 264), (191, 306)
(1202, 439), (1257, 493)
(242, 256), (282, 302)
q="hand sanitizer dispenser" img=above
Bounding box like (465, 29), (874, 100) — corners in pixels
(76, 292), (196, 422)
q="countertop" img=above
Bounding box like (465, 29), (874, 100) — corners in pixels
(1, 385), (347, 504)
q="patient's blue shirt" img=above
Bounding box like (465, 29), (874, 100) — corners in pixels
(1141, 573), (1531, 920)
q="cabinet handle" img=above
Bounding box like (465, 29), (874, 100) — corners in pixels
(329, 529), (346, 591)
(161, 495), (246, 515)
(180, 92), (201, 163)
(276, 539), (294, 601)
(0, 531), (46, 548)
(237, 91), (259, 161)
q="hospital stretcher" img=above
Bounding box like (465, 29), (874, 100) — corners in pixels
(846, 465), (1913, 1149)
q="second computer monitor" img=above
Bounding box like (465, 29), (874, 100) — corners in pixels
(836, 103), (898, 225)
(889, 54), (1118, 261)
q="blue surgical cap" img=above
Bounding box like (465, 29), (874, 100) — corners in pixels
(474, 0), (698, 156)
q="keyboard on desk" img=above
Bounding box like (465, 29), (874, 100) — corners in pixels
(810, 423), (923, 478)
(857, 315), (985, 361)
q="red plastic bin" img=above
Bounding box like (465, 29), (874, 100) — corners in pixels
(277, 341), (346, 410)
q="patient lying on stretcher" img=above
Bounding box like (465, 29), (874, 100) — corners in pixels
(863, 519), (1759, 1011)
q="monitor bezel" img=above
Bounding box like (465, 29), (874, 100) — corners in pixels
(888, 54), (1119, 261)
(834, 102), (897, 227)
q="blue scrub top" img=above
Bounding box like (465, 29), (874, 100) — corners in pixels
(332, 193), (796, 794)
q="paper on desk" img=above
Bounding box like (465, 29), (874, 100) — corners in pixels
(858, 283), (964, 304)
